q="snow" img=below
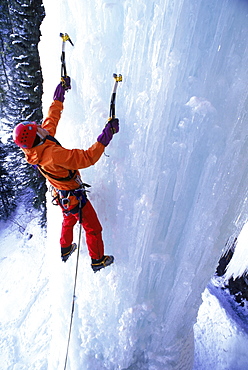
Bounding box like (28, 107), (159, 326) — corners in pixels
(194, 287), (248, 370)
(1, 0), (248, 369)
(0, 208), (49, 369)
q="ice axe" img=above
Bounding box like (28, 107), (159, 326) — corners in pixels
(109, 73), (122, 121)
(60, 33), (74, 82)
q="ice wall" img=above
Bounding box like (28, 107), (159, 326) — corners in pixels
(39, 0), (248, 369)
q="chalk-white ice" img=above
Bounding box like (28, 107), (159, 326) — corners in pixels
(1, 0), (248, 369)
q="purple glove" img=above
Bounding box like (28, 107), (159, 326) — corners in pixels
(61, 76), (71, 91)
(53, 76), (71, 102)
(97, 118), (119, 147)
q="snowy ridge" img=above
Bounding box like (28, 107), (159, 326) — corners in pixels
(208, 280), (248, 335)
(194, 287), (248, 370)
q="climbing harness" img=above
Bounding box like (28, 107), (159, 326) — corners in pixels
(109, 73), (122, 121)
(60, 32), (74, 86)
(38, 166), (77, 183)
(51, 184), (90, 222)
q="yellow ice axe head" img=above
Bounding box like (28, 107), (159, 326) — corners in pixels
(113, 73), (122, 83)
(60, 33), (74, 46)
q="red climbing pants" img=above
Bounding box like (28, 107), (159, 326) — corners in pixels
(60, 200), (104, 260)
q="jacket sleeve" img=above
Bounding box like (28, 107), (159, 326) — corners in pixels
(44, 141), (105, 170)
(42, 100), (63, 137)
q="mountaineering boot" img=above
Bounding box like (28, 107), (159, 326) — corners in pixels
(61, 243), (77, 262)
(91, 255), (114, 273)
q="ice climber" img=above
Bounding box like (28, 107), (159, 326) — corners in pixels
(12, 77), (119, 272)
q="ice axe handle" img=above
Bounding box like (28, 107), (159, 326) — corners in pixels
(109, 74), (122, 120)
(60, 33), (74, 77)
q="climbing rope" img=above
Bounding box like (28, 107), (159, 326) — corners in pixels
(64, 224), (82, 370)
(63, 73), (122, 369)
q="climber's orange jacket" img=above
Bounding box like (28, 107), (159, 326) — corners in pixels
(23, 100), (105, 191)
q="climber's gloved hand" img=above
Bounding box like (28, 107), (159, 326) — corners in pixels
(53, 76), (71, 102)
(97, 118), (119, 147)
(61, 76), (71, 91)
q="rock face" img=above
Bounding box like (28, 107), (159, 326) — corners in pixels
(216, 241), (248, 307)
(0, 1), (46, 223)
